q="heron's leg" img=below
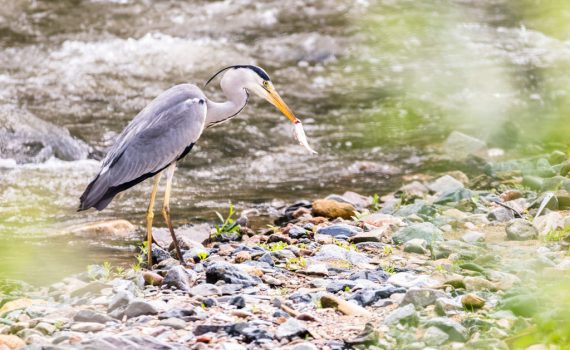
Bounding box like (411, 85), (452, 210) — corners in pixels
(162, 163), (185, 265)
(146, 172), (162, 268)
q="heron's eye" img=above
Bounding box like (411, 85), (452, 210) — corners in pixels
(262, 81), (270, 88)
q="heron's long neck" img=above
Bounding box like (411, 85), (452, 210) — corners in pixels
(205, 88), (248, 127)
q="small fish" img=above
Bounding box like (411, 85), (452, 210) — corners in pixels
(293, 122), (317, 154)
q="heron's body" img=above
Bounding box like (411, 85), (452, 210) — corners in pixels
(78, 65), (315, 267)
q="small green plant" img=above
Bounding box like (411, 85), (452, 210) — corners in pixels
(196, 250), (209, 261)
(333, 239), (359, 252)
(544, 225), (570, 242)
(344, 285), (351, 292)
(285, 257), (307, 270)
(259, 241), (288, 251)
(351, 209), (370, 221)
(102, 261), (113, 280)
(267, 224), (280, 234)
(383, 245), (394, 256)
(297, 242), (307, 249)
(371, 193), (381, 211)
(212, 202), (241, 237)
(382, 261), (396, 274)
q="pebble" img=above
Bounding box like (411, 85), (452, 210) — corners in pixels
(424, 317), (468, 342)
(124, 300), (159, 319)
(206, 262), (262, 286)
(163, 265), (197, 292)
(403, 238), (429, 254)
(0, 335), (26, 350)
(461, 230), (486, 243)
(70, 322), (106, 333)
(320, 293), (370, 316)
(392, 223), (444, 247)
(461, 293), (486, 309)
(158, 317), (187, 329)
(423, 326), (449, 346)
(312, 199), (355, 219)
(316, 224), (362, 238)
(73, 309), (113, 324)
(384, 304), (419, 326)
(400, 288), (447, 308)
(189, 283), (221, 297)
(275, 318), (308, 340)
(506, 219), (538, 241)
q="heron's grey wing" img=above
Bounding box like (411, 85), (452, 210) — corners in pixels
(79, 84), (207, 211)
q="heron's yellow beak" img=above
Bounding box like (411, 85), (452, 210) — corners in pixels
(264, 87), (300, 124)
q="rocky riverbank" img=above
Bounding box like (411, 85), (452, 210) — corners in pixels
(2, 144), (570, 350)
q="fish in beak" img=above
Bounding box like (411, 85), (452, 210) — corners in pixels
(262, 84), (317, 154)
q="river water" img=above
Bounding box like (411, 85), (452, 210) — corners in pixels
(1, 0), (569, 284)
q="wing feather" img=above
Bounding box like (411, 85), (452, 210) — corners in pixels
(79, 84), (207, 211)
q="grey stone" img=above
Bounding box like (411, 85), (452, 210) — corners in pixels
(316, 224), (362, 238)
(78, 335), (178, 350)
(34, 322), (56, 335)
(435, 298), (463, 316)
(425, 317), (468, 342)
(461, 231), (485, 243)
(428, 175), (464, 194)
(403, 238), (428, 254)
(275, 318), (308, 340)
(124, 300), (158, 319)
(206, 262), (261, 287)
(401, 288), (447, 308)
(349, 286), (405, 306)
(221, 343), (247, 350)
(163, 265), (197, 292)
(392, 223), (443, 247)
(292, 342), (319, 350)
(506, 219), (538, 241)
(70, 322), (106, 333)
(189, 283), (221, 297)
(107, 291), (133, 313)
(74, 309), (113, 324)
(158, 318), (187, 329)
(388, 272), (440, 289)
(423, 326), (449, 346)
(443, 131), (486, 158)
(384, 304), (419, 326)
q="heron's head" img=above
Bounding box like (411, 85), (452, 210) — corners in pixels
(206, 65), (300, 124)
(206, 65), (317, 154)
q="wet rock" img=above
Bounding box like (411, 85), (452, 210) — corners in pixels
(189, 283), (221, 297)
(320, 293), (370, 316)
(401, 288), (447, 308)
(384, 304), (419, 326)
(275, 318), (308, 340)
(392, 223), (443, 247)
(70, 322), (106, 332)
(73, 309), (113, 324)
(461, 293), (485, 309)
(0, 105), (90, 163)
(423, 326), (449, 346)
(312, 199), (355, 219)
(316, 224), (362, 238)
(506, 219), (538, 241)
(403, 238), (428, 254)
(65, 220), (137, 240)
(163, 265), (197, 292)
(276, 200), (312, 225)
(428, 175), (464, 194)
(124, 300), (158, 319)
(425, 317), (468, 342)
(206, 262), (261, 287)
(461, 231), (486, 243)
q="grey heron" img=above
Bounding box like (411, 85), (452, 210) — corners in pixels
(78, 65), (316, 267)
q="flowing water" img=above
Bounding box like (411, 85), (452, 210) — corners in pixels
(1, 0), (569, 284)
